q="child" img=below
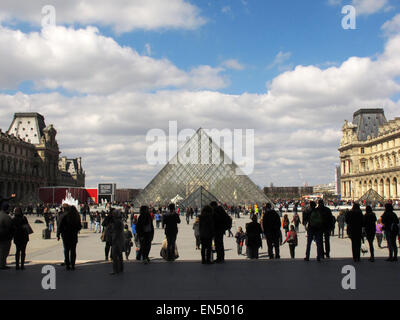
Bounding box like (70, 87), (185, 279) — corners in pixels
(235, 227), (246, 255)
(282, 225), (298, 259)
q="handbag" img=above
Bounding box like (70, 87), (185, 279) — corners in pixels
(22, 223), (34, 235)
(100, 231), (106, 242)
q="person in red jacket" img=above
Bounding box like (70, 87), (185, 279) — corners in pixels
(282, 225), (298, 259)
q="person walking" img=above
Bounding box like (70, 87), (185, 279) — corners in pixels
(162, 203), (181, 261)
(0, 202), (15, 270)
(57, 205), (82, 270)
(136, 205), (154, 264)
(304, 201), (323, 262)
(282, 214), (289, 237)
(123, 224), (133, 260)
(282, 225), (298, 259)
(110, 210), (125, 275)
(199, 205), (215, 264)
(12, 207), (31, 270)
(292, 213), (300, 232)
(245, 215), (263, 259)
(102, 211), (113, 261)
(235, 227), (246, 255)
(345, 203), (364, 263)
(376, 218), (384, 248)
(318, 199), (334, 259)
(261, 203), (281, 259)
(193, 217), (201, 250)
(337, 211), (346, 239)
(381, 203), (399, 262)
(155, 212), (162, 229)
(211, 202), (231, 263)
(363, 205), (377, 262)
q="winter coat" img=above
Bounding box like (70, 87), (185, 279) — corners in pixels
(345, 209), (364, 239)
(363, 212), (377, 239)
(57, 208), (82, 244)
(111, 217), (125, 253)
(246, 221), (263, 248)
(262, 209), (281, 238)
(12, 214), (30, 245)
(0, 210), (14, 241)
(163, 212), (180, 236)
(199, 212), (215, 239)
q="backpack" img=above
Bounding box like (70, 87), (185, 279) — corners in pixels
(309, 209), (322, 229)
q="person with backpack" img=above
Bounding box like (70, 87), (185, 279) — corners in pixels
(363, 205), (377, 262)
(381, 203), (399, 262)
(57, 205), (82, 270)
(304, 201), (323, 262)
(318, 200), (334, 259)
(345, 203), (364, 262)
(282, 225), (298, 259)
(162, 203), (180, 262)
(261, 203), (281, 259)
(210, 201), (231, 263)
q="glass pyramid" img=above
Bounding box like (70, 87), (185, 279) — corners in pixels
(181, 186), (220, 210)
(134, 128), (271, 206)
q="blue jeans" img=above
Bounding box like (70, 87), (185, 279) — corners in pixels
(305, 229), (323, 260)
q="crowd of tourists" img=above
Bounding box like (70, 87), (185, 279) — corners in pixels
(0, 194), (399, 275)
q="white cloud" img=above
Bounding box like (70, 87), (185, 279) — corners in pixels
(352, 0), (389, 15)
(328, 0), (391, 16)
(0, 0), (206, 33)
(2, 27), (400, 187)
(0, 25), (228, 94)
(382, 14), (400, 37)
(267, 51), (292, 70)
(221, 59), (245, 70)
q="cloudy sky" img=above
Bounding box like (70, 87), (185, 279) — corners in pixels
(0, 0), (399, 189)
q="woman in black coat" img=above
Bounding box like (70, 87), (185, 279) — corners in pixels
(345, 203), (364, 262)
(363, 205), (377, 262)
(12, 207), (30, 270)
(245, 215), (263, 259)
(136, 206), (154, 264)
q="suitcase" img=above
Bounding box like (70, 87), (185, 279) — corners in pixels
(42, 228), (51, 239)
(82, 221), (88, 229)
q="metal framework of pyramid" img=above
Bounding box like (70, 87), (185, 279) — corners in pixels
(134, 128), (271, 206)
(359, 189), (384, 203)
(180, 186), (220, 210)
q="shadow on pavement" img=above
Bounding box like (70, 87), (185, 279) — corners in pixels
(0, 257), (399, 300)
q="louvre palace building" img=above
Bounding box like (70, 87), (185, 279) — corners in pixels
(0, 112), (85, 202)
(339, 109), (400, 201)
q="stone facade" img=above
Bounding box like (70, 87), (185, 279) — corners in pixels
(0, 113), (85, 201)
(339, 109), (400, 201)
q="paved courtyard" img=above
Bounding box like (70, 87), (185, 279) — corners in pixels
(1, 210), (399, 300)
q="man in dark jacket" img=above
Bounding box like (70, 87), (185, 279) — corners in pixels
(57, 205), (82, 270)
(318, 200), (334, 259)
(163, 203), (181, 261)
(304, 201), (323, 261)
(381, 203), (399, 262)
(261, 203), (281, 259)
(0, 202), (15, 270)
(210, 201), (231, 263)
